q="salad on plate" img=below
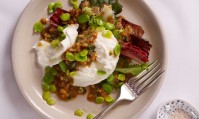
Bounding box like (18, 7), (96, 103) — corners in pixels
(33, 0), (152, 117)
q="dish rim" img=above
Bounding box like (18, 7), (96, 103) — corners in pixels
(156, 99), (199, 119)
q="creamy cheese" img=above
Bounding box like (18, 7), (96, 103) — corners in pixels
(73, 31), (119, 87)
(101, 5), (115, 21)
(33, 24), (79, 69)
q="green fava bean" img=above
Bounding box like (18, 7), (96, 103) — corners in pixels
(33, 22), (43, 32)
(74, 109), (84, 117)
(75, 53), (87, 62)
(66, 52), (75, 61)
(60, 13), (70, 21)
(104, 22), (115, 30)
(95, 97), (104, 104)
(77, 14), (90, 24)
(114, 43), (121, 56)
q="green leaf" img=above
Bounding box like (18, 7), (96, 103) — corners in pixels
(115, 63), (149, 75)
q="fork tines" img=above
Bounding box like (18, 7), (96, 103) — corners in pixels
(127, 60), (164, 95)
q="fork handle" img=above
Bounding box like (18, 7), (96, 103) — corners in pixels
(94, 99), (121, 119)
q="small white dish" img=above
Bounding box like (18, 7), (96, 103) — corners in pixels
(157, 99), (199, 119)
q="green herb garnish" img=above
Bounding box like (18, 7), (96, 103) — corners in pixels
(115, 63), (149, 75)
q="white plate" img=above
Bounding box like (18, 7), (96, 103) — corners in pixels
(12, 0), (167, 118)
(157, 99), (199, 119)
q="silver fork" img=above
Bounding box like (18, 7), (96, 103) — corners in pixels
(94, 61), (164, 119)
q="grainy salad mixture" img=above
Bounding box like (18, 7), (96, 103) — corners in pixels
(33, 0), (152, 118)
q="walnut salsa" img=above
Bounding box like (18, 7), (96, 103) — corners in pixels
(33, 0), (152, 108)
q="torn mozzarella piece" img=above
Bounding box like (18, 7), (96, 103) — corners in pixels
(73, 31), (119, 87)
(33, 24), (79, 69)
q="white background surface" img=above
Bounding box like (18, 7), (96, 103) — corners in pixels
(0, 0), (199, 119)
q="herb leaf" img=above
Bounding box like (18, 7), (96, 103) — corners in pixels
(115, 63), (149, 75)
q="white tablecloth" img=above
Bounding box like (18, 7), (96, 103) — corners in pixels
(0, 0), (199, 118)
